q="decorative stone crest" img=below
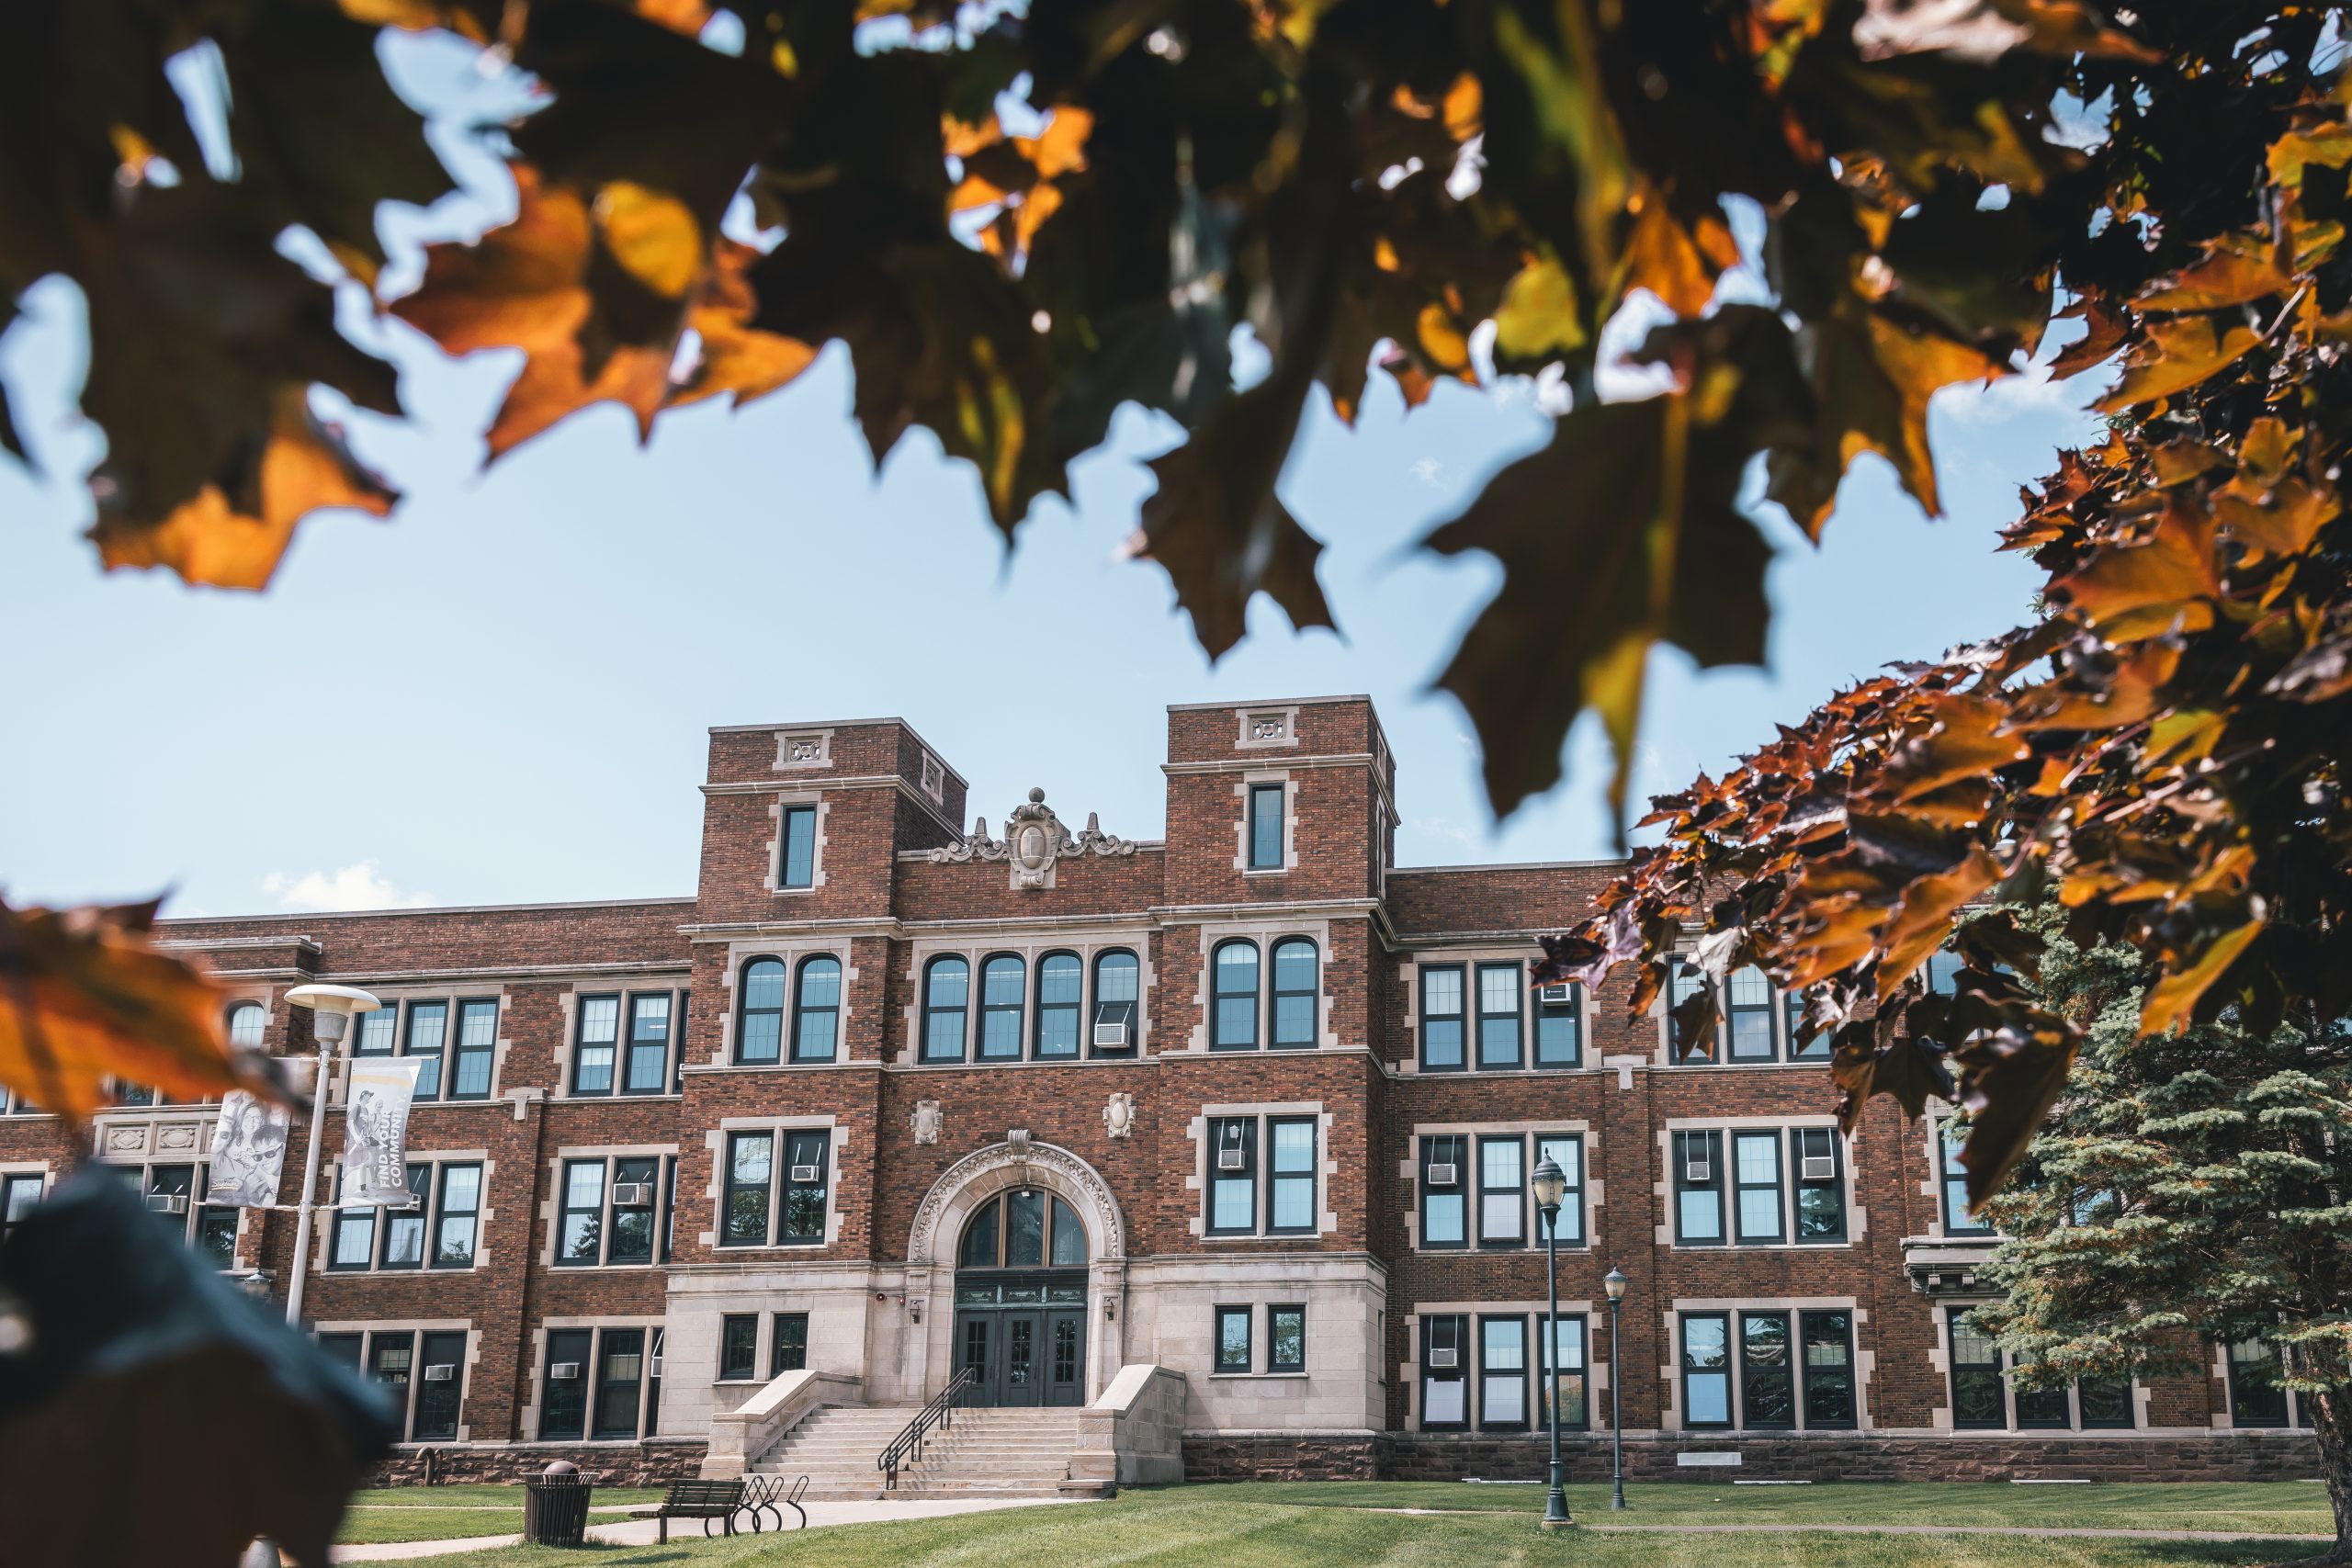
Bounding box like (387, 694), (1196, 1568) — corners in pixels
(910, 1100), (943, 1145)
(922, 787), (1137, 889)
(1102, 1092), (1136, 1141)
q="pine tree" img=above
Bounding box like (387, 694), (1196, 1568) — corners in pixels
(1966, 908), (2352, 1562)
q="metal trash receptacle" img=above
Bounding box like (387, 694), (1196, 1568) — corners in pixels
(524, 1461), (594, 1546)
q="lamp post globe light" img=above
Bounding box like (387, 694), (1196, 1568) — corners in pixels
(1604, 1267), (1629, 1511)
(1530, 1155), (1571, 1529)
(281, 984), (381, 1327)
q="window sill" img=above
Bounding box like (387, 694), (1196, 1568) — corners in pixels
(559, 1090), (684, 1102)
(549, 1261), (666, 1272)
(1208, 1371), (1310, 1381)
(1668, 1241), (1853, 1252)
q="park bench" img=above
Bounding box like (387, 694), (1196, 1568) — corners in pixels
(651, 1474), (808, 1540)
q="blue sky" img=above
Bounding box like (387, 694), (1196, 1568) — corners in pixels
(0, 36), (2098, 918)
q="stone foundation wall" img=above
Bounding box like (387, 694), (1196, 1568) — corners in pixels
(1184, 1432), (2322, 1485)
(368, 1440), (708, 1488)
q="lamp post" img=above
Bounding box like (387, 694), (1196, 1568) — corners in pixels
(1604, 1267), (1629, 1510)
(281, 985), (381, 1326)
(1531, 1155), (1571, 1529)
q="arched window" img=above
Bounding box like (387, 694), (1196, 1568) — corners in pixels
(737, 958), (786, 1064)
(1270, 939), (1317, 1049)
(792, 955), (842, 1063)
(957, 1190), (1086, 1269)
(1212, 941), (1260, 1050)
(922, 957), (969, 1062)
(978, 955), (1025, 1059)
(1668, 959), (1714, 1065)
(1035, 952), (1081, 1058)
(226, 1002), (266, 1050)
(1091, 950), (1139, 1054)
(1726, 965), (1775, 1061)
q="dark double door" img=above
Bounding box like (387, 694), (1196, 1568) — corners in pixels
(953, 1272), (1086, 1407)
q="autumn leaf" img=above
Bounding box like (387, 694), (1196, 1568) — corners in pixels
(2048, 502), (2220, 637)
(2095, 316), (2263, 412)
(2140, 919), (2263, 1035)
(1878, 846), (2003, 995)
(1491, 254), (1588, 361)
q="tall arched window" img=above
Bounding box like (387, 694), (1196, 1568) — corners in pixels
(227, 1002), (266, 1050)
(792, 955), (842, 1063)
(922, 957), (969, 1062)
(1270, 939), (1318, 1049)
(958, 1190), (1086, 1269)
(978, 955), (1025, 1059)
(736, 958), (786, 1064)
(1035, 952), (1081, 1058)
(1212, 940), (1260, 1050)
(1091, 950), (1139, 1054)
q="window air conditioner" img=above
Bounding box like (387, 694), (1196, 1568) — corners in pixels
(1537, 984), (1575, 1006)
(1684, 1159), (1712, 1185)
(1801, 1155), (1836, 1181)
(1092, 1021), (1129, 1048)
(423, 1365), (456, 1382)
(612, 1182), (653, 1206)
(1428, 1348), (1459, 1369)
(1217, 1148), (1246, 1172)
(1426, 1162), (1459, 1187)
(549, 1362), (582, 1380)
(147, 1192), (189, 1215)
(788, 1164), (821, 1184)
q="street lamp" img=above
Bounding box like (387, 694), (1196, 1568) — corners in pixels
(1531, 1155), (1571, 1529)
(281, 984), (381, 1326)
(1604, 1267), (1629, 1510)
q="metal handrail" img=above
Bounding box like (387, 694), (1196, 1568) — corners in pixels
(878, 1365), (978, 1489)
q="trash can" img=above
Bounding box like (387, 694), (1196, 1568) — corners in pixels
(524, 1461), (594, 1547)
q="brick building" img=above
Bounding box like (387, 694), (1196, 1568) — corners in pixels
(0, 695), (2318, 1485)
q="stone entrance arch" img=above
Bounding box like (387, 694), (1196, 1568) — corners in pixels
(902, 1134), (1128, 1404)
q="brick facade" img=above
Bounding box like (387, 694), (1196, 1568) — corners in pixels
(0, 696), (2316, 1483)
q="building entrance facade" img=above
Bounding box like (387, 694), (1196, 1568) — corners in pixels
(950, 1188), (1090, 1407)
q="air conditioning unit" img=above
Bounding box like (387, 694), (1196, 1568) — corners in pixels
(1217, 1148), (1246, 1172)
(1685, 1159), (1712, 1185)
(1801, 1155), (1836, 1181)
(423, 1365), (456, 1382)
(1538, 983), (1575, 1006)
(1426, 1162), (1459, 1187)
(1428, 1348), (1459, 1369)
(789, 1164), (820, 1183)
(612, 1182), (653, 1206)
(549, 1361), (582, 1380)
(1092, 1021), (1129, 1048)
(146, 1192), (189, 1215)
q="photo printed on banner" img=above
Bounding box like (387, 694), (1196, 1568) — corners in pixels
(343, 1056), (424, 1205)
(208, 1090), (291, 1207)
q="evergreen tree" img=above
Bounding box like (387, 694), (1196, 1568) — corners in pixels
(1968, 909), (2352, 1562)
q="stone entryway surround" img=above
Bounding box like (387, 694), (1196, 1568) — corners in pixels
(902, 1137), (1129, 1405)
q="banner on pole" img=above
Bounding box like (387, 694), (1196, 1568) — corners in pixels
(208, 1091), (291, 1208)
(342, 1057), (424, 1206)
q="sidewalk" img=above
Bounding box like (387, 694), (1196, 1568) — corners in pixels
(331, 1495), (1078, 1562)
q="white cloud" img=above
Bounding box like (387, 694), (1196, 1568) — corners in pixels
(261, 861), (435, 912)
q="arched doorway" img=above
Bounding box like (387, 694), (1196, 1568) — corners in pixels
(951, 1188), (1088, 1407)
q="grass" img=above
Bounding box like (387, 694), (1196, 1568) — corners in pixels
(397, 1483), (2341, 1568)
(337, 1485), (666, 1545)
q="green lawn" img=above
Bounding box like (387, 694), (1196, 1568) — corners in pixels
(402, 1483), (2340, 1568)
(337, 1486), (665, 1545)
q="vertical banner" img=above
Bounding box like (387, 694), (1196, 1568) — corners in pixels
(343, 1057), (424, 1206)
(208, 1091), (292, 1207)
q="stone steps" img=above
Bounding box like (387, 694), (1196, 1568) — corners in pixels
(753, 1405), (1092, 1500)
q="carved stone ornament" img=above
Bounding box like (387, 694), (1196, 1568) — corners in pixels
(1102, 1092), (1136, 1141)
(156, 1121), (200, 1152)
(911, 1099), (943, 1145)
(905, 1135), (1126, 1264)
(1006, 1128), (1033, 1159)
(923, 787), (1136, 888)
(103, 1123), (149, 1155)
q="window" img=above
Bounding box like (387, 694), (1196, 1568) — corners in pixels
(673, 991), (690, 1094)
(355, 1006), (397, 1058)
(1740, 1313), (1795, 1428)
(558, 1161), (605, 1266)
(1950, 1310), (2138, 1431)
(1420, 1135), (1466, 1248)
(792, 957), (841, 1063)
(1, 1173), (41, 1241)
(1793, 1128), (1846, 1240)
(1478, 1136), (1523, 1247)
(2079, 1374), (2135, 1428)
(2017, 1373), (2070, 1429)
(414, 1331), (467, 1441)
(1420, 1314), (1468, 1427)
(957, 1190), (1086, 1268)
(1247, 783), (1284, 870)
(449, 999), (496, 1099)
(624, 995), (672, 1092)
(771, 1313), (808, 1377)
(329, 1329), (468, 1442)
(978, 955), (1024, 1060)
(2229, 1339), (2291, 1427)
(370, 1334), (414, 1416)
(555, 1156), (665, 1267)
(778, 805), (817, 889)
(1926, 946), (1962, 995)
(1207, 1119), (1257, 1235)
(1733, 1132), (1782, 1243)
(130, 1164), (236, 1268)
(1950, 1314), (2007, 1429)
(329, 1159), (482, 1272)
(1939, 1121), (1990, 1235)
(539, 1329), (593, 1439)
(1536, 1134), (1584, 1245)
(1480, 1315), (1527, 1427)
(1786, 989), (1830, 1059)
(719, 1315), (759, 1382)
(1673, 1131), (1724, 1244)
(434, 1163), (482, 1268)
(1212, 942), (1259, 1050)
(594, 1329), (647, 1438)
(1270, 1306), (1306, 1373)
(1035, 952), (1081, 1058)
(405, 1000), (448, 1100)
(1091, 950), (1139, 1053)
(922, 957), (969, 1062)
(738, 959), (786, 1064)
(0, 1088), (41, 1114)
(1535, 981), (1581, 1067)
(1727, 966), (1775, 1061)
(1680, 1314), (1732, 1427)
(1268, 1118), (1317, 1234)
(1801, 1311), (1857, 1428)
(1668, 961), (1713, 1064)
(572, 997), (619, 1093)
(383, 1164), (429, 1269)
(1216, 1307), (1252, 1372)
(227, 1002), (266, 1049)
(1541, 1314), (1589, 1429)
(778, 1131), (829, 1243)
(1476, 964), (1522, 1068)
(1270, 940), (1317, 1049)
(1419, 964), (1465, 1071)
(720, 1133), (769, 1246)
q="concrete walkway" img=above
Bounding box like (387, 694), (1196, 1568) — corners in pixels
(330, 1496), (1078, 1562)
